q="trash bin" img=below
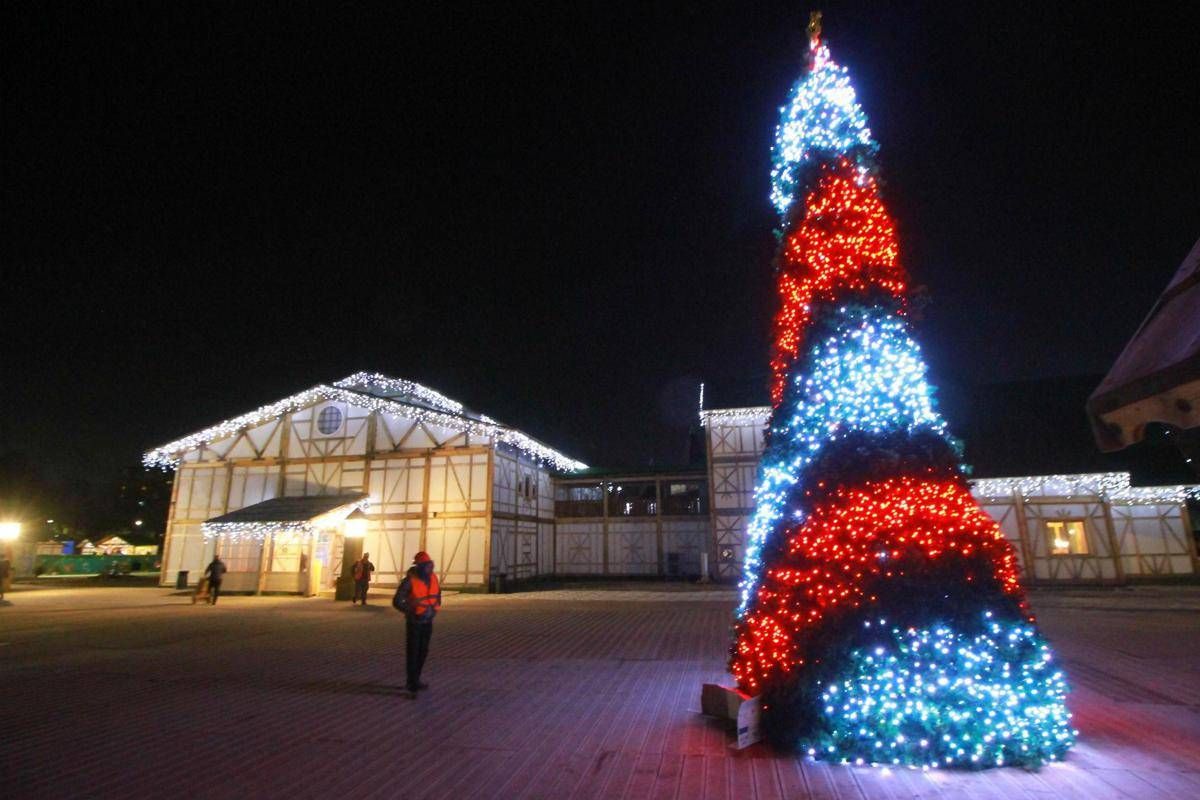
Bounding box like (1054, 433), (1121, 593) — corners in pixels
(489, 569), (507, 594)
(175, 570), (189, 589)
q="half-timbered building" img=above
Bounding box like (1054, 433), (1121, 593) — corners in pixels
(700, 405), (1200, 585)
(147, 374), (1198, 592)
(146, 372), (585, 592)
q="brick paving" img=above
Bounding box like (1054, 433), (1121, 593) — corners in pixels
(1, 586), (1199, 799)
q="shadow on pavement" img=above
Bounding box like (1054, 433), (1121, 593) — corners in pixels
(300, 679), (409, 697)
(345, 603), (390, 613)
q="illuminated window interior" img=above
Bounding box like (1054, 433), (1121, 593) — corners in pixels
(1047, 520), (1088, 555)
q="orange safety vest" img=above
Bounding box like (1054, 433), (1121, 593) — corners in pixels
(409, 571), (441, 618)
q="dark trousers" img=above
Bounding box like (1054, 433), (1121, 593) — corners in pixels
(209, 580), (222, 604)
(405, 616), (433, 690)
(353, 580), (369, 604)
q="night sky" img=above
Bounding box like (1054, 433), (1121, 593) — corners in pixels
(4, 2), (1199, 490)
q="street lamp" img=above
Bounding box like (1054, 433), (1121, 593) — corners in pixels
(0, 522), (20, 542)
(343, 509), (368, 538)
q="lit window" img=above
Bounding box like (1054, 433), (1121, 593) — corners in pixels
(316, 406), (343, 435)
(1047, 520), (1088, 555)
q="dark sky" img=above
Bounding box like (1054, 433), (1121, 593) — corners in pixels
(3, 1), (1199, 486)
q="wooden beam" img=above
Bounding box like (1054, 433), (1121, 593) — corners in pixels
(1011, 491), (1037, 586)
(255, 530), (272, 595)
(174, 446), (489, 469)
(703, 418), (719, 581)
(655, 478), (664, 578)
(1181, 501), (1200, 575)
(1100, 499), (1127, 584)
(483, 446), (494, 587)
(159, 462), (185, 586)
(420, 454), (433, 554)
(602, 478), (610, 575)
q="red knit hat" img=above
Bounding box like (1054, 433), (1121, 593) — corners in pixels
(413, 551), (433, 564)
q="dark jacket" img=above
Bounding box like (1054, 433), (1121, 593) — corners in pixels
(205, 559), (227, 581)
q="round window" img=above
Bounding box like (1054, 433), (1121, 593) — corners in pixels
(316, 405), (343, 435)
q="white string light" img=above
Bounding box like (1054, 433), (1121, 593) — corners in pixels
(201, 497), (372, 542)
(144, 374), (587, 472)
(699, 406), (771, 426)
(333, 372), (464, 414)
(973, 472), (1199, 505)
(701, 413), (1199, 506)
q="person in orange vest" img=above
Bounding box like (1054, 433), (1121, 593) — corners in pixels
(396, 551), (441, 697)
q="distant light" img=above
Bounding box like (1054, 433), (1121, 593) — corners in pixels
(46, 519), (55, 524)
(134, 520), (144, 527)
(343, 509), (368, 538)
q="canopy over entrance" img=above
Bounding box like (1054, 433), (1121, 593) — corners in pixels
(201, 493), (369, 595)
(202, 493), (368, 541)
(1088, 236), (1200, 452)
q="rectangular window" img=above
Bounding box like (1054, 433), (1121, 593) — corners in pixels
(218, 537), (262, 572)
(606, 481), (657, 517)
(1047, 520), (1088, 555)
(554, 484), (604, 517)
(661, 481), (708, 516)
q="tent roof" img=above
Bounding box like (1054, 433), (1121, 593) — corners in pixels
(204, 492), (368, 525)
(1088, 236), (1200, 450)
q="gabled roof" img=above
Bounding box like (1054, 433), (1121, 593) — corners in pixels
(143, 372), (587, 472)
(205, 493), (368, 524)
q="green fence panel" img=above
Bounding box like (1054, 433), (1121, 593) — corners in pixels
(34, 554), (162, 575)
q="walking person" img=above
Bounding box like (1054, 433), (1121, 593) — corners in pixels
(394, 551), (441, 697)
(351, 552), (375, 605)
(0, 553), (12, 601)
(204, 553), (227, 605)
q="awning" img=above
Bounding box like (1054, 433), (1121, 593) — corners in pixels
(202, 492), (368, 541)
(1088, 236), (1200, 451)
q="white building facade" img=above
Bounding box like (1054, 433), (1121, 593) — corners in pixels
(147, 378), (1198, 592)
(701, 406), (1200, 585)
(146, 373), (584, 591)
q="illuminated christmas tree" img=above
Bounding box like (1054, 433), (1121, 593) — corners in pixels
(731, 14), (1074, 768)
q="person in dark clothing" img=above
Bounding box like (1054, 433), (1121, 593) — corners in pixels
(351, 553), (375, 605)
(204, 554), (227, 605)
(396, 551), (441, 697)
(0, 555), (12, 600)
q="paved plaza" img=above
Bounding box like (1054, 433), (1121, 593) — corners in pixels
(1, 584), (1199, 799)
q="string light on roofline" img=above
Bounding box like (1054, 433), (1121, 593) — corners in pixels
(333, 372), (464, 414)
(971, 472), (1199, 505)
(202, 521), (315, 543)
(699, 406), (772, 426)
(697, 410), (1200, 505)
(201, 497), (372, 542)
(143, 379), (587, 472)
